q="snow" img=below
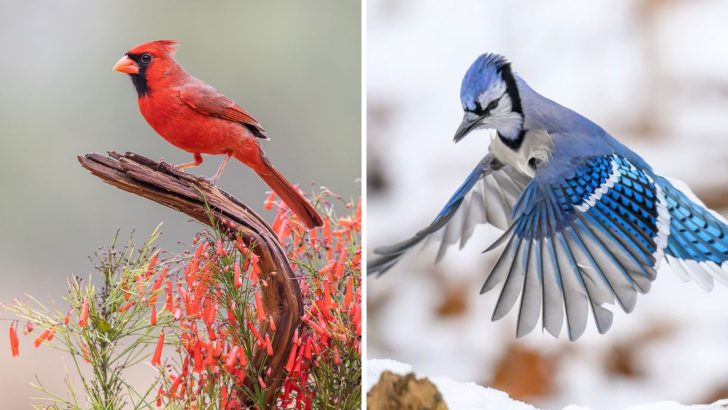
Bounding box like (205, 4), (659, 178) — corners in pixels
(367, 359), (728, 410)
(367, 359), (537, 410)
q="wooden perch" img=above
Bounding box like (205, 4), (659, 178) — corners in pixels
(78, 151), (302, 406)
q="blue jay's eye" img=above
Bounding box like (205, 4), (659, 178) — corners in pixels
(140, 53), (152, 65)
(487, 100), (499, 111)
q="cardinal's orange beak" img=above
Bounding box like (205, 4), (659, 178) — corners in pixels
(112, 55), (139, 74)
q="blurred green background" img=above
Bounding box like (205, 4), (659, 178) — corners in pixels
(0, 1), (360, 405)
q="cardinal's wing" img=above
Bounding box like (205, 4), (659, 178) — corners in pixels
(180, 83), (268, 139)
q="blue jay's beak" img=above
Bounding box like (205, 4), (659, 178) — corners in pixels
(453, 112), (482, 143)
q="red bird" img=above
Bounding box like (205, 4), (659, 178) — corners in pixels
(112, 40), (323, 228)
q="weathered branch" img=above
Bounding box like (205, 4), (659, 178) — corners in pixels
(78, 151), (302, 406)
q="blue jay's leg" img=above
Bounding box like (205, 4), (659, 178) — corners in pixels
(483, 154), (669, 340)
(657, 177), (728, 289)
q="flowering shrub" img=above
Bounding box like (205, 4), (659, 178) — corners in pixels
(4, 189), (361, 409)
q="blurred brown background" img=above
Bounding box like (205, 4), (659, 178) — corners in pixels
(367, 0), (728, 408)
(0, 1), (360, 407)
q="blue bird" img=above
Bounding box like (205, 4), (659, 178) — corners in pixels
(369, 53), (728, 340)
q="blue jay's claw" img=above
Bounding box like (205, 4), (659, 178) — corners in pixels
(453, 112), (482, 143)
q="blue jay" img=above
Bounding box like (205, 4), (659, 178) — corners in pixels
(370, 54), (728, 340)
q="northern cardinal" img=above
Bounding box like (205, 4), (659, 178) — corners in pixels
(113, 40), (323, 228)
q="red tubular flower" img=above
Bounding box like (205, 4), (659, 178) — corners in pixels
(236, 369), (246, 384)
(323, 219), (331, 242)
(227, 301), (236, 323)
(151, 331), (164, 366)
(134, 274), (145, 295)
(145, 253), (159, 279)
(220, 385), (229, 408)
(303, 338), (313, 360)
(351, 251), (361, 267)
(79, 296), (89, 327)
(323, 280), (333, 310)
(119, 280), (130, 301)
(254, 291), (265, 322)
(151, 304), (157, 326)
(205, 342), (215, 366)
(177, 283), (188, 305)
(344, 276), (353, 307)
(164, 281), (174, 313)
(271, 211), (283, 234)
(265, 333), (273, 356)
(9, 324), (19, 357)
(233, 262), (242, 288)
(334, 346), (341, 365)
(33, 326), (56, 348)
(249, 253), (261, 283)
(269, 315), (277, 332)
(309, 228), (318, 251)
(285, 343), (297, 372)
(216, 237), (224, 257)
(308, 320), (328, 337)
(147, 266), (167, 305)
(205, 300), (216, 325)
(80, 343), (91, 363)
(335, 250), (347, 279)
(246, 321), (264, 345)
(168, 373), (182, 398)
(192, 342), (203, 373)
(118, 302), (134, 312)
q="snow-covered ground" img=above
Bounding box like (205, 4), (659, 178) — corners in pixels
(367, 1), (728, 408)
(367, 359), (728, 410)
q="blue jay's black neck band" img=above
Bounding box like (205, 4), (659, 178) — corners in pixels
(498, 129), (526, 150)
(498, 64), (522, 115)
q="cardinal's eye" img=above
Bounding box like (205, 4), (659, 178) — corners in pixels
(487, 100), (499, 111)
(140, 53), (152, 65)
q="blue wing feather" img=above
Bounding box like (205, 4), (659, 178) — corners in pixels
(483, 153), (666, 339)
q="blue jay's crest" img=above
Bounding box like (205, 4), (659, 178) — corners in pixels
(370, 52), (728, 341)
(460, 54), (508, 110)
(460, 54), (521, 113)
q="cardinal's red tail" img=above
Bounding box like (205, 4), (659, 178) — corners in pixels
(246, 156), (323, 229)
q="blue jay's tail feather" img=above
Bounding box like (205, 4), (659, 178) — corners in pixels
(658, 177), (728, 289)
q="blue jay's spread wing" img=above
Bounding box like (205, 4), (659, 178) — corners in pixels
(369, 154), (530, 276)
(484, 154), (671, 340)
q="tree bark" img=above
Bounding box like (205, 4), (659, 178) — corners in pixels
(78, 151), (302, 407)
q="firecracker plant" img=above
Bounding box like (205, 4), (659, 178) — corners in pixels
(4, 189), (361, 409)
